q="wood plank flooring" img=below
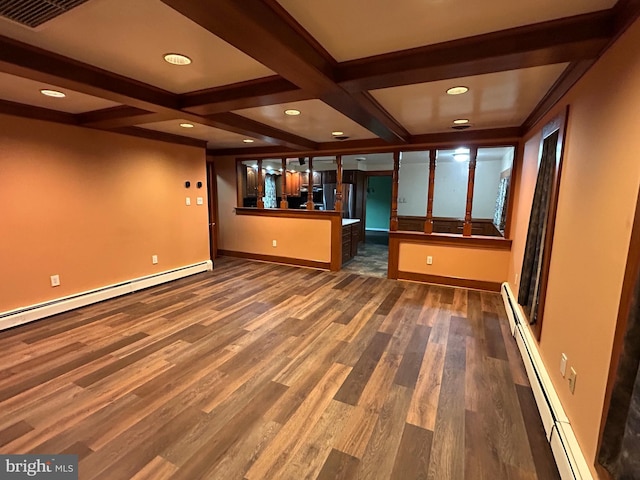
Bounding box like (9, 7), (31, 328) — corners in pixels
(0, 257), (559, 480)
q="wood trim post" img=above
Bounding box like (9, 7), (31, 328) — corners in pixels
(335, 155), (343, 215)
(424, 149), (436, 234)
(463, 147), (478, 236)
(390, 151), (400, 231)
(306, 157), (315, 210)
(256, 159), (264, 209)
(280, 157), (288, 209)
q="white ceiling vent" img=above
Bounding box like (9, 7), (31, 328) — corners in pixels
(0, 0), (90, 28)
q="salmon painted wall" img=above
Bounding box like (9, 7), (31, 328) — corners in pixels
(398, 243), (509, 284)
(214, 156), (332, 263)
(508, 18), (640, 475)
(0, 115), (209, 312)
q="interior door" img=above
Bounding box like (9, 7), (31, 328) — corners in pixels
(206, 162), (218, 261)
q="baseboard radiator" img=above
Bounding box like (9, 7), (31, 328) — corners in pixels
(0, 260), (213, 332)
(501, 282), (593, 480)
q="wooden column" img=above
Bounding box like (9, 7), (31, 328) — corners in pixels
(280, 157), (288, 209)
(390, 151), (400, 231)
(306, 157), (314, 210)
(256, 159), (264, 209)
(462, 147), (478, 236)
(424, 149), (437, 234)
(335, 155), (343, 215)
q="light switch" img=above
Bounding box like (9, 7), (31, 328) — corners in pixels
(560, 353), (567, 377)
(568, 368), (577, 394)
(186, 197), (191, 206)
(197, 197), (203, 205)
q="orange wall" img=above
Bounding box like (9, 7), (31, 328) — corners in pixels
(398, 243), (509, 283)
(0, 115), (209, 312)
(214, 156), (332, 263)
(509, 18), (640, 475)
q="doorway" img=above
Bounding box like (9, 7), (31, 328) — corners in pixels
(342, 172), (392, 278)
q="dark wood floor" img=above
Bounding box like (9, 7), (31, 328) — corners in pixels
(0, 257), (559, 480)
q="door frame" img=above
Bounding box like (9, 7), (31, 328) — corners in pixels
(206, 161), (219, 260)
(362, 170), (393, 242)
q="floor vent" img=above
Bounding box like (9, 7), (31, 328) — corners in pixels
(0, 0), (90, 28)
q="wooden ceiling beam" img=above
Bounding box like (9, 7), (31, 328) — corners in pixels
(336, 10), (614, 92)
(77, 106), (175, 129)
(160, 0), (410, 143)
(180, 76), (313, 115)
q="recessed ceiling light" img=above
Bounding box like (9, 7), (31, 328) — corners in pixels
(455, 148), (470, 154)
(179, 123), (194, 128)
(447, 86), (469, 95)
(331, 131), (344, 136)
(40, 89), (66, 98)
(163, 53), (192, 66)
(243, 139), (254, 143)
(453, 119), (469, 124)
(284, 109), (301, 116)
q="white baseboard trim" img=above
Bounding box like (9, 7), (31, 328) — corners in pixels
(0, 260), (213, 332)
(501, 282), (593, 480)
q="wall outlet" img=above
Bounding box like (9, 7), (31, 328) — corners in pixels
(50, 274), (60, 287)
(568, 367), (577, 394)
(186, 197), (191, 206)
(152, 255), (158, 265)
(272, 240), (277, 247)
(427, 256), (433, 265)
(560, 353), (567, 377)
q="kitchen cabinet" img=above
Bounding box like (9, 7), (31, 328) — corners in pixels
(321, 170), (337, 184)
(342, 220), (361, 264)
(286, 171), (300, 196)
(343, 170), (356, 184)
(312, 171), (321, 186)
(245, 166), (258, 197)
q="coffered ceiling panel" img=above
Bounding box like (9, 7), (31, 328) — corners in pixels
(276, 0), (616, 61)
(234, 99), (377, 143)
(0, 72), (120, 113)
(139, 119), (271, 149)
(371, 64), (569, 134)
(0, 0), (274, 93)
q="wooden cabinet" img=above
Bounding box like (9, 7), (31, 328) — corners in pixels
(321, 170), (337, 184)
(286, 171), (301, 196)
(312, 171), (321, 186)
(343, 170), (356, 184)
(342, 222), (360, 264)
(245, 167), (258, 197)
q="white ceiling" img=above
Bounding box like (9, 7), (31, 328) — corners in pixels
(276, 0), (616, 61)
(0, 0), (621, 149)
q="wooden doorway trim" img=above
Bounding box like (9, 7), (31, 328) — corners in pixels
(531, 105), (569, 340)
(206, 161), (219, 261)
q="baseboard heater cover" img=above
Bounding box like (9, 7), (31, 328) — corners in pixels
(501, 282), (593, 480)
(0, 260), (213, 332)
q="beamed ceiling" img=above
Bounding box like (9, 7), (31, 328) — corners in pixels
(0, 0), (637, 156)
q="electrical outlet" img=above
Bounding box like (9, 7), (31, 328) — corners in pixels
(50, 274), (60, 287)
(272, 240), (277, 247)
(568, 367), (577, 394)
(152, 255), (158, 265)
(560, 353), (567, 377)
(427, 256), (433, 265)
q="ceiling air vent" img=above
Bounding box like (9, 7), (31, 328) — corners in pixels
(0, 0), (91, 28)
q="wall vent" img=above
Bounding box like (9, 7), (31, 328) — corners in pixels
(0, 0), (90, 28)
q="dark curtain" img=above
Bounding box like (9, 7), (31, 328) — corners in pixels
(598, 276), (640, 479)
(518, 130), (559, 324)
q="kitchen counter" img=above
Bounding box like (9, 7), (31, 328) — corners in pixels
(342, 218), (360, 226)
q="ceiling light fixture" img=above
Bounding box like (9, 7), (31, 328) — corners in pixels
(331, 131), (344, 136)
(453, 147), (470, 162)
(453, 119), (469, 124)
(243, 139), (254, 143)
(164, 53), (192, 65)
(40, 89), (66, 98)
(446, 86), (469, 95)
(179, 123), (194, 128)
(284, 109), (301, 116)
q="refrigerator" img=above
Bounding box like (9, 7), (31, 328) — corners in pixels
(322, 183), (355, 218)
